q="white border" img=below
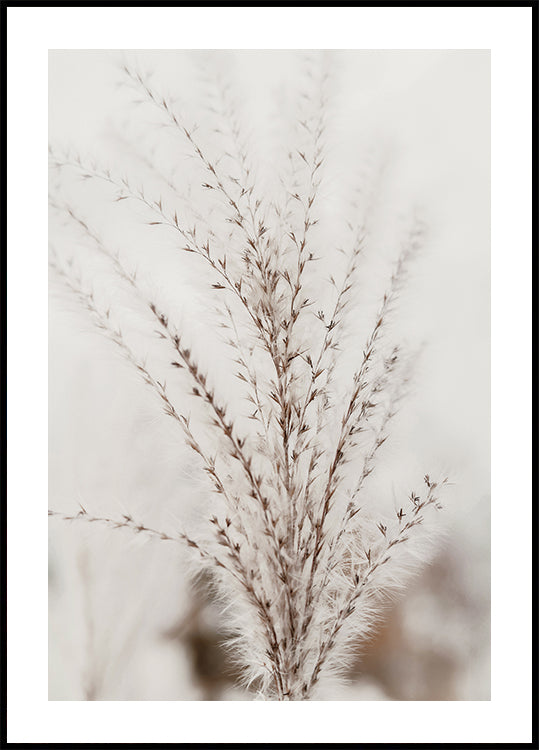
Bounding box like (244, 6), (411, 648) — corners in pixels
(7, 5), (533, 745)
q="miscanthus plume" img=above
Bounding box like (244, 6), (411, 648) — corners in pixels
(49, 52), (447, 700)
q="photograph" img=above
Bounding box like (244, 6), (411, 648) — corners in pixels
(3, 2), (534, 745)
(48, 49), (491, 702)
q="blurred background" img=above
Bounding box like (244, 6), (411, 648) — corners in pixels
(49, 50), (490, 700)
